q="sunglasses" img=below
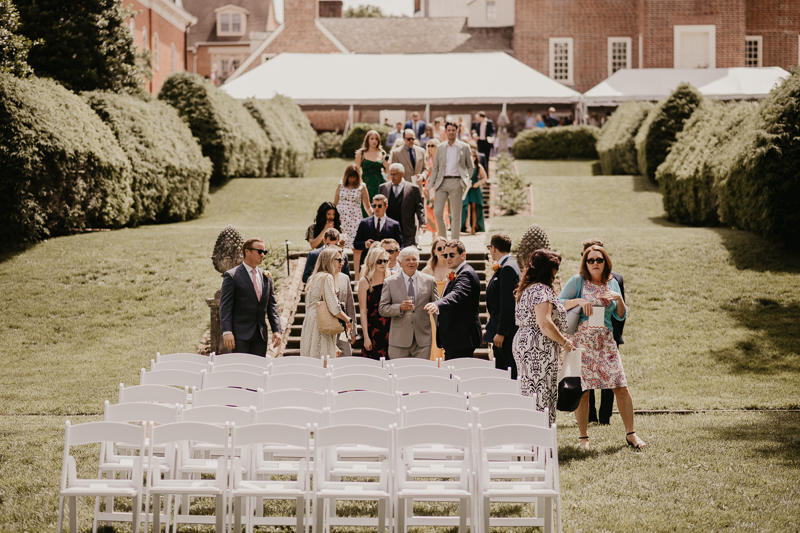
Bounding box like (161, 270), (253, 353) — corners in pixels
(385, 249), (399, 254)
(404, 137), (415, 141)
(372, 204), (385, 208)
(247, 248), (266, 255)
(435, 246), (443, 252)
(586, 258), (605, 265)
(486, 245), (493, 250)
(334, 258), (344, 264)
(444, 252), (459, 258)
(376, 259), (389, 265)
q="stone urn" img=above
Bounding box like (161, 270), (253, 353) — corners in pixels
(206, 225), (244, 355)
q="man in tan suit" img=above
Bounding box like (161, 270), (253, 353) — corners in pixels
(378, 247), (438, 359)
(430, 121), (474, 240)
(390, 129), (429, 184)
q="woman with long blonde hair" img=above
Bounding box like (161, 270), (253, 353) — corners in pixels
(422, 236), (449, 360)
(354, 129), (389, 218)
(357, 245), (391, 360)
(301, 248), (352, 359)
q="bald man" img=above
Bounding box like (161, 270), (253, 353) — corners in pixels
(379, 163), (426, 248)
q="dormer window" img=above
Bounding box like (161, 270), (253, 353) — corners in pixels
(216, 5), (248, 37)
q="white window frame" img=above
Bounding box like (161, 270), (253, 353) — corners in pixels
(673, 24), (716, 69)
(549, 37), (574, 86)
(486, 0), (497, 20)
(170, 43), (176, 72)
(607, 37), (632, 77)
(745, 35), (762, 67)
(142, 26), (148, 49)
(216, 5), (248, 37)
(153, 32), (160, 71)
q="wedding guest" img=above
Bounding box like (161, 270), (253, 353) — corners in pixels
(301, 248), (352, 359)
(535, 114), (546, 128)
(334, 164), (372, 252)
(420, 124), (434, 146)
(559, 245), (646, 450)
(546, 107), (559, 128)
(380, 238), (402, 275)
(303, 228), (350, 284)
(525, 110), (535, 129)
(333, 244), (357, 356)
(424, 240), (482, 360)
(379, 247), (439, 359)
(423, 140), (440, 235)
(404, 111), (426, 139)
(390, 130), (429, 184)
(461, 148), (487, 235)
(430, 121), (474, 240)
(379, 163), (425, 248)
(433, 117), (446, 141)
(353, 195), (403, 268)
(422, 236), (449, 361)
(513, 249), (572, 426)
(485, 233), (521, 379)
(358, 245), (392, 360)
(386, 122), (403, 149)
(355, 129), (389, 218)
(471, 111), (494, 171)
(306, 202), (342, 249)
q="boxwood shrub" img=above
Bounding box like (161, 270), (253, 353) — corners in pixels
(596, 101), (654, 175)
(158, 72), (270, 184)
(84, 91), (212, 225)
(718, 69), (800, 246)
(656, 101), (756, 226)
(0, 74), (133, 244)
(341, 123), (391, 159)
(635, 83), (704, 181)
(511, 125), (600, 159)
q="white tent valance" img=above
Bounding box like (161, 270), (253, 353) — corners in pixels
(221, 52), (582, 105)
(583, 67), (789, 106)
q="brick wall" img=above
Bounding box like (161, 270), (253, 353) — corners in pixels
(746, 0), (800, 67)
(263, 0), (340, 53)
(319, 0), (343, 17)
(129, 0), (190, 94)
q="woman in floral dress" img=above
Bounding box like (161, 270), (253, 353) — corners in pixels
(559, 245), (646, 450)
(334, 164), (372, 250)
(357, 245), (391, 360)
(513, 249), (573, 427)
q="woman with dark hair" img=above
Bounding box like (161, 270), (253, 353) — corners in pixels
(559, 245), (645, 450)
(354, 130), (389, 217)
(461, 147), (487, 235)
(306, 202), (342, 249)
(512, 249), (573, 426)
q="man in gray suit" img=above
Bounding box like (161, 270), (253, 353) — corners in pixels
(379, 247), (439, 359)
(430, 121), (474, 240)
(333, 245), (357, 356)
(379, 163), (425, 248)
(389, 129), (429, 183)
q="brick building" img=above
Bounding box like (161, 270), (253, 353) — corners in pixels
(127, 0), (198, 94)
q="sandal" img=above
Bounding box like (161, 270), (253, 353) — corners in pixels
(578, 436), (589, 450)
(625, 431), (647, 449)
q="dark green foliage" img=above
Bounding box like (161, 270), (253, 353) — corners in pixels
(718, 69), (800, 246)
(317, 132), (344, 159)
(344, 4), (386, 17)
(0, 74), (133, 244)
(0, 0), (40, 78)
(14, 0), (149, 93)
(341, 123), (391, 158)
(596, 101), (654, 175)
(511, 125), (600, 160)
(158, 72), (270, 184)
(635, 83), (705, 181)
(656, 101), (756, 226)
(244, 95), (317, 177)
(83, 91), (212, 225)
(494, 154), (527, 215)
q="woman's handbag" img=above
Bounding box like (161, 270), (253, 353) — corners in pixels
(564, 278), (584, 335)
(556, 349), (584, 412)
(315, 278), (345, 335)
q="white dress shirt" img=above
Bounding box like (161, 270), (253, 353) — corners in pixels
(374, 213), (387, 233)
(445, 142), (458, 176)
(392, 182), (403, 198)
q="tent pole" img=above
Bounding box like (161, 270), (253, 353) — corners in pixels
(344, 104), (354, 137)
(424, 103), (430, 124)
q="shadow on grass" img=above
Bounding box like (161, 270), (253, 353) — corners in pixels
(706, 411), (800, 468)
(0, 242), (34, 266)
(557, 445), (601, 465)
(648, 215), (682, 228)
(631, 174), (659, 193)
(712, 227), (800, 273)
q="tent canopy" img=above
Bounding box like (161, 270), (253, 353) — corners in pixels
(221, 52), (582, 105)
(583, 67), (789, 106)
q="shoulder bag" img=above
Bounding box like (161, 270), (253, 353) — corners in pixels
(557, 348), (584, 412)
(315, 275), (345, 335)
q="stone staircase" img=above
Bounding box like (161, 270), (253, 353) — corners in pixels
(283, 250), (491, 359)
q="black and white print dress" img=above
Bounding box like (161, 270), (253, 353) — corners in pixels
(512, 283), (567, 426)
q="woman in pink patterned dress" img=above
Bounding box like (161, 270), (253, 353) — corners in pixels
(334, 164), (372, 250)
(559, 245), (646, 450)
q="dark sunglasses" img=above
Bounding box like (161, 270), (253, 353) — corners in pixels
(435, 246), (443, 252)
(486, 245), (493, 250)
(444, 252), (458, 258)
(371, 203), (384, 208)
(334, 258), (344, 264)
(586, 258), (605, 265)
(404, 137), (415, 141)
(385, 249), (399, 254)
(376, 259), (389, 265)
(247, 248), (266, 255)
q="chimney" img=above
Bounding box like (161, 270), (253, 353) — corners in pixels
(282, 0), (319, 25)
(318, 0), (342, 17)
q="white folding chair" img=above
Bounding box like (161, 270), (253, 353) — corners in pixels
(326, 356), (383, 368)
(212, 352), (271, 368)
(446, 358), (494, 370)
(231, 423), (313, 533)
(472, 407), (548, 469)
(151, 359), (209, 373)
(269, 356), (326, 368)
(326, 407), (399, 429)
(388, 364), (451, 379)
(329, 373), (393, 394)
(207, 362), (269, 375)
(459, 376), (521, 396)
(477, 423), (562, 533)
(192, 387), (262, 409)
(265, 372), (328, 393)
(58, 421), (146, 533)
(394, 423), (476, 533)
(255, 408), (325, 462)
(145, 422), (231, 533)
(327, 364), (390, 378)
(268, 363), (329, 378)
(181, 405), (256, 426)
(118, 383), (188, 406)
(156, 352), (208, 364)
(399, 391), (468, 411)
(474, 407), (549, 429)
(329, 390), (399, 412)
(468, 392), (537, 412)
(394, 375), (459, 394)
(388, 358), (439, 368)
(452, 366), (512, 381)
(261, 389), (328, 411)
(402, 407), (473, 428)
(201, 369), (268, 391)
(314, 425), (393, 533)
(139, 368), (202, 390)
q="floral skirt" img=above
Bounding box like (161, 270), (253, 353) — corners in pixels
(568, 322), (627, 390)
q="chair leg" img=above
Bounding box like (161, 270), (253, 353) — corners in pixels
(543, 496), (553, 533)
(58, 496), (65, 533)
(92, 496), (100, 533)
(556, 495), (563, 533)
(296, 497), (304, 533)
(234, 496), (242, 533)
(215, 495), (224, 533)
(396, 498), (405, 533)
(378, 499), (386, 533)
(482, 497), (490, 533)
(315, 498), (325, 533)
(458, 498), (467, 533)
(132, 495), (141, 533)
(69, 496), (78, 533)
(153, 495), (161, 533)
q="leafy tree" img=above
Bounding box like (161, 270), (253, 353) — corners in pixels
(14, 0), (150, 93)
(0, 0), (40, 77)
(344, 4), (386, 17)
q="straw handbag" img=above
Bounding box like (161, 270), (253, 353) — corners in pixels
(315, 277), (345, 335)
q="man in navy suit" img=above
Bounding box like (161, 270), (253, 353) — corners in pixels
(220, 238), (282, 356)
(425, 239), (482, 360)
(353, 194), (403, 265)
(303, 228), (350, 283)
(404, 111), (426, 139)
(471, 112), (494, 173)
(485, 233), (521, 378)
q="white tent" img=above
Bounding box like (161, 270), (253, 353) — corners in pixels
(220, 52), (582, 105)
(583, 67), (789, 106)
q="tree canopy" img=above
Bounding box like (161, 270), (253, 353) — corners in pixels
(0, 0), (39, 78)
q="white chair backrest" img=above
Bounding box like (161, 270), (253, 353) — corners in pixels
(265, 372), (328, 393)
(452, 366), (511, 381)
(327, 364), (390, 378)
(269, 356), (326, 368)
(268, 363), (328, 378)
(211, 352), (271, 368)
(261, 389), (328, 411)
(256, 406), (326, 427)
(395, 423), (472, 454)
(151, 359), (209, 373)
(234, 422), (311, 452)
(394, 374), (459, 394)
(388, 364), (451, 379)
(459, 376), (521, 395)
(150, 420), (231, 449)
(192, 386), (262, 409)
(330, 390), (399, 412)
(326, 407), (399, 429)
(446, 358), (494, 370)
(62, 420), (146, 484)
(478, 423), (558, 478)
(468, 392), (536, 412)
(140, 368), (202, 389)
(388, 358), (439, 368)
(473, 407), (549, 428)
(399, 391), (468, 411)
(201, 369), (268, 391)
(315, 424), (391, 452)
(329, 373), (393, 394)
(207, 362), (268, 375)
(326, 357), (383, 368)
(181, 405), (256, 426)
(156, 352), (208, 364)
(118, 383), (188, 406)
(403, 406), (473, 428)
(104, 400), (180, 425)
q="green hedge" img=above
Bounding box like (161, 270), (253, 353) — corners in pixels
(718, 69), (800, 246)
(596, 101), (654, 175)
(635, 83), (705, 181)
(244, 95), (317, 177)
(656, 101), (756, 226)
(0, 74), (133, 244)
(158, 72), (270, 184)
(341, 123), (391, 159)
(317, 131), (344, 159)
(511, 125), (600, 159)
(83, 91), (212, 225)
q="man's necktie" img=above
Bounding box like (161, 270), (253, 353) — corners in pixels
(407, 277), (415, 303)
(251, 268), (261, 301)
(409, 147), (416, 169)
(377, 219), (382, 236)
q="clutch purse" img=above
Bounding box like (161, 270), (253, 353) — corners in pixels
(315, 278), (345, 335)
(556, 349), (584, 412)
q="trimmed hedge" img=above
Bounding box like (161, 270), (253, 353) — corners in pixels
(596, 101), (654, 175)
(317, 131), (344, 159)
(84, 91), (212, 225)
(244, 95), (317, 177)
(341, 123), (391, 158)
(656, 101), (756, 226)
(0, 74), (133, 244)
(718, 69), (800, 246)
(511, 125), (600, 159)
(635, 83), (705, 181)
(158, 72), (270, 184)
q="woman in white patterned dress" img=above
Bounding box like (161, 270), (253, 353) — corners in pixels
(301, 248), (352, 359)
(513, 249), (573, 427)
(335, 164), (372, 263)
